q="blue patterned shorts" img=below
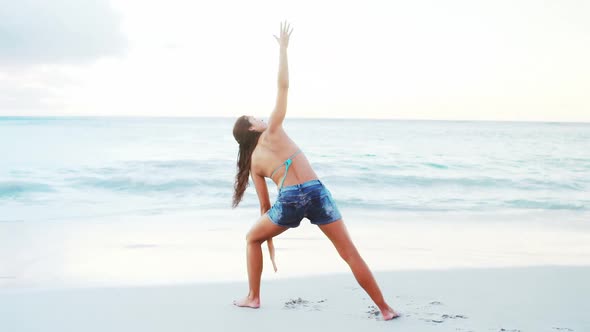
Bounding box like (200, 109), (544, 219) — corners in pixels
(267, 179), (342, 228)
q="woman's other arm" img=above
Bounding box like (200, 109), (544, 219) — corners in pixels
(251, 171), (278, 272)
(251, 172), (271, 214)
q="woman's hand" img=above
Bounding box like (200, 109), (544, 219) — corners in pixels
(273, 21), (293, 49)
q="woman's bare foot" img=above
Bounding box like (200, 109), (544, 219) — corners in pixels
(381, 305), (400, 320)
(233, 295), (260, 309)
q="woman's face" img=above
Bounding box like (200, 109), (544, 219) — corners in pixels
(248, 116), (268, 132)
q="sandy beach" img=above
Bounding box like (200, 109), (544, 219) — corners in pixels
(2, 266), (589, 331)
(1, 209), (589, 331)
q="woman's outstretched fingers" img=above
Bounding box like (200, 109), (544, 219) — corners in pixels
(275, 21), (293, 48)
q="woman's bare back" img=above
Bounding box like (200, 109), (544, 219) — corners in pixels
(251, 127), (318, 188)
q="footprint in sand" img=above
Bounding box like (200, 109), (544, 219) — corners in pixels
(366, 305), (380, 318)
(419, 312), (469, 324)
(411, 300), (444, 310)
(442, 314), (468, 319)
(284, 297), (327, 311)
(284, 297), (309, 309)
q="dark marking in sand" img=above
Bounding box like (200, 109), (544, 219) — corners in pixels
(499, 329), (521, 332)
(442, 314), (468, 319)
(429, 301), (443, 305)
(420, 316), (444, 324)
(284, 297), (309, 309)
(552, 328), (573, 331)
(419, 312), (468, 324)
(366, 305), (380, 318)
(124, 244), (159, 249)
(285, 297), (309, 309)
(284, 297), (326, 311)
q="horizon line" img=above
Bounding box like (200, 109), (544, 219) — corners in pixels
(0, 114), (589, 124)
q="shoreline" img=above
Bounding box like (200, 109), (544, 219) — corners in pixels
(2, 209), (590, 290)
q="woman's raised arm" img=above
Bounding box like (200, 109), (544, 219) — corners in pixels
(267, 21), (293, 134)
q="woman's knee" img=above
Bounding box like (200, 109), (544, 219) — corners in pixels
(245, 231), (255, 243)
(246, 230), (264, 244)
(338, 246), (361, 263)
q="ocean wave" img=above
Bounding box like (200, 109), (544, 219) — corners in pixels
(333, 199), (452, 211)
(323, 174), (585, 191)
(331, 197), (589, 212)
(3, 118), (589, 220)
(122, 159), (231, 171)
(68, 176), (233, 193)
(0, 181), (54, 198)
(503, 199), (587, 211)
(423, 162), (449, 169)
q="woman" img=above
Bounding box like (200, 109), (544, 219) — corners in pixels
(232, 21), (399, 321)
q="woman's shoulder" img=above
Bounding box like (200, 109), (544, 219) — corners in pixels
(262, 126), (283, 138)
(262, 126), (295, 144)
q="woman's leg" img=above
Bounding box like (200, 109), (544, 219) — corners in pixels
(234, 214), (288, 308)
(318, 219), (399, 320)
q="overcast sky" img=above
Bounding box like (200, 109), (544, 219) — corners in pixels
(1, 0), (589, 121)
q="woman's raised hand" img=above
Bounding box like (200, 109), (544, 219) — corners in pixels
(273, 21), (293, 49)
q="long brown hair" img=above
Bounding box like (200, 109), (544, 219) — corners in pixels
(232, 115), (261, 208)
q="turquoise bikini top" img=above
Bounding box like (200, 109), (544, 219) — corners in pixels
(270, 149), (302, 189)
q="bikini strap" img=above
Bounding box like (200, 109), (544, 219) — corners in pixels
(279, 158), (296, 189)
(274, 149), (302, 189)
(270, 149), (302, 179)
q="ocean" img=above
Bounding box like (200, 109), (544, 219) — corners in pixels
(1, 116), (589, 223)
